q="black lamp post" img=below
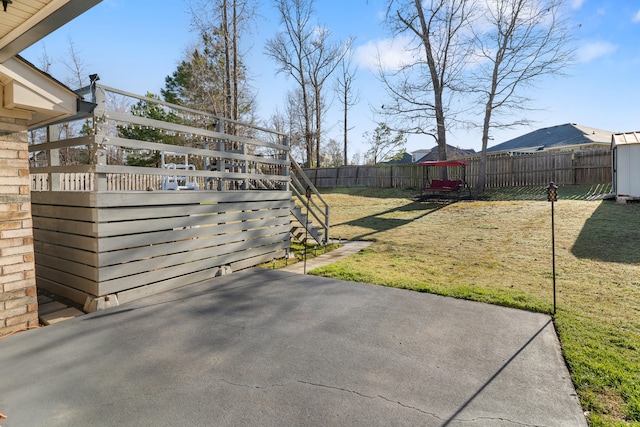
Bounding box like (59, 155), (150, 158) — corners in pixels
(303, 186), (312, 274)
(546, 182), (558, 315)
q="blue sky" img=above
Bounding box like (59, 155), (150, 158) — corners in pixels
(21, 0), (640, 158)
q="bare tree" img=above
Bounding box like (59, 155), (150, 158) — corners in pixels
(266, 0), (315, 165)
(306, 28), (350, 167)
(267, 90), (308, 164)
(36, 44), (54, 74)
(335, 41), (359, 166)
(29, 45), (55, 146)
(63, 37), (88, 88)
(185, 0), (257, 132)
(283, 89), (308, 164)
(266, 0), (348, 167)
(59, 39), (90, 164)
(472, 0), (572, 191)
(382, 0), (476, 170)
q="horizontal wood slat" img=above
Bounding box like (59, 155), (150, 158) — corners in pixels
(32, 191), (291, 298)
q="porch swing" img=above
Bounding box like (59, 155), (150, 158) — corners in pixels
(418, 159), (470, 198)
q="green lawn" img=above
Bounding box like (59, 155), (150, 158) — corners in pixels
(304, 185), (640, 426)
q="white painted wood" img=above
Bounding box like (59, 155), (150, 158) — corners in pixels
(98, 223), (289, 266)
(32, 189), (292, 298)
(36, 277), (92, 306)
(98, 233), (287, 281)
(33, 229), (98, 252)
(34, 240), (97, 266)
(115, 268), (221, 305)
(27, 135), (93, 153)
(35, 264), (99, 295)
(35, 252), (98, 281)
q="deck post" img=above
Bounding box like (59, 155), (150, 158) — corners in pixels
(47, 125), (61, 191)
(283, 136), (290, 192)
(216, 121), (225, 191)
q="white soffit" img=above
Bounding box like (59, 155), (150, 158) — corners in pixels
(0, 0), (102, 62)
(0, 56), (77, 127)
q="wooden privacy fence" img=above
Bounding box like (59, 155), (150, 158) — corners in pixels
(300, 148), (612, 189)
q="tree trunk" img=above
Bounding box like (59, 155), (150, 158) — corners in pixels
(232, 0), (239, 124)
(343, 88), (348, 165)
(315, 86), (321, 168)
(222, 0), (233, 134)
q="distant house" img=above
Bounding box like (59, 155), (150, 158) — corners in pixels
(380, 152), (413, 165)
(487, 123), (613, 154)
(412, 144), (476, 163)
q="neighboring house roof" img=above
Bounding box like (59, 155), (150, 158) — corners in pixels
(381, 152), (413, 165)
(415, 144), (476, 162)
(487, 123), (613, 153)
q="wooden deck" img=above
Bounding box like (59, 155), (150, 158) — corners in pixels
(29, 84), (296, 305)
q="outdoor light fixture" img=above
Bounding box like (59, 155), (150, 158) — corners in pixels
(546, 182), (558, 314)
(2, 0), (12, 12)
(546, 182), (558, 202)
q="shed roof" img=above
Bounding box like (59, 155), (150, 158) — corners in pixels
(612, 132), (640, 146)
(487, 123), (613, 153)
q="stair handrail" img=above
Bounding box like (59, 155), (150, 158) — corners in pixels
(290, 156), (330, 243)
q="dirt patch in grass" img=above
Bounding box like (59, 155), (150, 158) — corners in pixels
(311, 185), (640, 426)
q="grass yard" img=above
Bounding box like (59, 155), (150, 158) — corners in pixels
(307, 186), (640, 427)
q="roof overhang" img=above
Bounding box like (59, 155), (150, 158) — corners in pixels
(0, 0), (102, 127)
(0, 0), (102, 63)
(418, 160), (470, 167)
(0, 56), (78, 127)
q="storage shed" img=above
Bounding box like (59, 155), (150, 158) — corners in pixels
(612, 132), (640, 201)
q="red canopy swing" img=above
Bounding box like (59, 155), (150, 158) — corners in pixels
(418, 159), (470, 197)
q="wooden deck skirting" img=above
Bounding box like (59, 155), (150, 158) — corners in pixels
(32, 190), (290, 305)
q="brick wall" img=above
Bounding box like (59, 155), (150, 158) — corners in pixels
(0, 116), (38, 336)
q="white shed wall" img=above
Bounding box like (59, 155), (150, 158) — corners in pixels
(613, 144), (640, 199)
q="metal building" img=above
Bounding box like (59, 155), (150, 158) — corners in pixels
(612, 132), (640, 201)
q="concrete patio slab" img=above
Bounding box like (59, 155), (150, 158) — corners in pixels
(0, 268), (586, 427)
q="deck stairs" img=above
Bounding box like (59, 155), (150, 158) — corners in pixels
(288, 157), (330, 245)
(247, 156), (330, 245)
(289, 200), (324, 245)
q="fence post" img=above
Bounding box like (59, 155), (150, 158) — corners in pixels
(282, 136), (290, 192)
(47, 125), (61, 191)
(216, 121), (225, 191)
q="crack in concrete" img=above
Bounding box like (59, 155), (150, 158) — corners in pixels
(443, 417), (544, 426)
(376, 394), (445, 419)
(296, 380), (377, 399)
(297, 381), (444, 421)
(216, 379), (543, 426)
